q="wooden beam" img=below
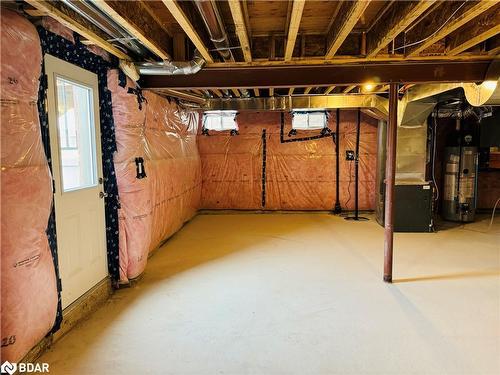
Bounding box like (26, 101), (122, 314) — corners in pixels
(24, 8), (47, 17)
(231, 89), (241, 97)
(269, 34), (276, 60)
(93, 0), (171, 60)
(253, 88), (260, 97)
(366, 0), (395, 34)
(325, 1), (370, 59)
(242, 1), (252, 40)
(211, 89), (223, 98)
(324, 86), (336, 94)
(343, 85), (356, 93)
(284, 0), (306, 61)
(161, 0), (214, 62)
(288, 88), (295, 96)
(25, 0), (130, 60)
(366, 1), (436, 58)
(406, 1), (498, 57)
(303, 87), (313, 95)
(324, 1), (344, 34)
(228, 0), (252, 62)
(269, 88), (275, 96)
(447, 5), (500, 56)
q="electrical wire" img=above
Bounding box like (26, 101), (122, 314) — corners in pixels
(431, 113), (439, 201)
(487, 197), (500, 232)
(344, 160), (353, 211)
(393, 1), (468, 52)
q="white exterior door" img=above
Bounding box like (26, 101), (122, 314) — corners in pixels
(45, 55), (108, 309)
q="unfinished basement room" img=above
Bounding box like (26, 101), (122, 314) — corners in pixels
(1, 0), (499, 374)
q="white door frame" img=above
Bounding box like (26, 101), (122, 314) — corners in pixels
(45, 54), (108, 309)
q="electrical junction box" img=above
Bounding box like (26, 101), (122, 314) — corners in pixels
(346, 150), (355, 160)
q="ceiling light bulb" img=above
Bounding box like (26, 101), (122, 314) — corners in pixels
(363, 83), (375, 92)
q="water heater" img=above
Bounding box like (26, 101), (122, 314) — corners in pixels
(442, 120), (478, 222)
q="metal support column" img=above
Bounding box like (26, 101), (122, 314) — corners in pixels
(383, 83), (399, 283)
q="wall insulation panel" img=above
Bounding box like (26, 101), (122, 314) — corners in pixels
(108, 71), (201, 282)
(198, 111), (378, 210)
(1, 10), (58, 362)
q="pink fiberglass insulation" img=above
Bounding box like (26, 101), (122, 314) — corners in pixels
(198, 111), (377, 210)
(1, 10), (58, 362)
(108, 70), (201, 282)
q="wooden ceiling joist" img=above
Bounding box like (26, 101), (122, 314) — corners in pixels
(303, 87), (312, 95)
(158, 89), (205, 104)
(325, 1), (371, 59)
(324, 86), (336, 94)
(406, 1), (499, 57)
(211, 89), (223, 98)
(288, 88), (295, 95)
(25, 0), (130, 60)
(447, 5), (500, 56)
(161, 0), (214, 62)
(93, 0), (171, 60)
(231, 89), (241, 97)
(269, 88), (275, 96)
(228, 0), (252, 62)
(253, 88), (260, 97)
(366, 0), (436, 58)
(284, 0), (306, 61)
(343, 85), (356, 94)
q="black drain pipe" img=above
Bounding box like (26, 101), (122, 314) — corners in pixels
(333, 108), (342, 213)
(345, 109), (368, 221)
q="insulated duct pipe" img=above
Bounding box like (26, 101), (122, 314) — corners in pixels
(194, 0), (233, 61)
(136, 51), (206, 75)
(64, 0), (149, 56)
(194, 0), (250, 97)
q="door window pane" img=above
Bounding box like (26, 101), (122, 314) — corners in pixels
(56, 77), (97, 192)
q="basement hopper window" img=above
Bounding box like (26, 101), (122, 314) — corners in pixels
(203, 110), (238, 131)
(291, 110), (328, 130)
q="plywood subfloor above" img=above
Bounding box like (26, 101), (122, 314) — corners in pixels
(39, 213), (500, 375)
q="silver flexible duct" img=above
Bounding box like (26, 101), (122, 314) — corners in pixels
(194, 0), (250, 97)
(135, 51), (206, 75)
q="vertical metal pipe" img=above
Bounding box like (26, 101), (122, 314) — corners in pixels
(384, 83), (398, 283)
(354, 109), (361, 219)
(334, 108), (341, 213)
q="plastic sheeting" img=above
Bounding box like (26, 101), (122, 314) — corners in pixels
(1, 10), (58, 362)
(108, 71), (201, 282)
(198, 111), (378, 210)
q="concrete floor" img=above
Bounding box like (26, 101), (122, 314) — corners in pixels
(39, 213), (499, 375)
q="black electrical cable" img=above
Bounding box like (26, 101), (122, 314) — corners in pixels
(261, 129), (267, 208)
(280, 112), (334, 143)
(333, 108), (342, 213)
(345, 109), (369, 221)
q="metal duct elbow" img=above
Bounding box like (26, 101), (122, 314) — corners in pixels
(136, 52), (205, 75)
